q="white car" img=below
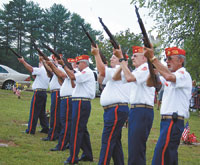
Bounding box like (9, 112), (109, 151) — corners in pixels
(0, 64), (31, 90)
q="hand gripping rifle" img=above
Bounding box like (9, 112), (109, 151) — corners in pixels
(98, 17), (127, 60)
(81, 24), (107, 64)
(42, 42), (73, 70)
(135, 6), (161, 91)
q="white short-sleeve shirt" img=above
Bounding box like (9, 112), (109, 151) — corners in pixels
(32, 66), (50, 90)
(49, 65), (62, 90)
(160, 67), (192, 118)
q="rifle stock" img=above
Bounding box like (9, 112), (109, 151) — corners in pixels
(9, 47), (22, 58)
(81, 24), (107, 64)
(135, 6), (161, 91)
(42, 43), (73, 70)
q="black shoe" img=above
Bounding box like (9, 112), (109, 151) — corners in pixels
(50, 147), (60, 151)
(64, 160), (78, 164)
(41, 137), (50, 141)
(40, 129), (49, 134)
(78, 156), (93, 162)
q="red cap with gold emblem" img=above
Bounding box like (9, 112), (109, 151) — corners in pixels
(76, 55), (90, 62)
(132, 46), (144, 54)
(67, 58), (76, 63)
(165, 47), (186, 57)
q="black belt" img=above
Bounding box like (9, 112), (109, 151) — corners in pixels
(60, 96), (72, 100)
(72, 98), (90, 101)
(34, 89), (46, 92)
(161, 115), (184, 120)
(50, 89), (60, 93)
(131, 104), (153, 109)
(103, 103), (128, 110)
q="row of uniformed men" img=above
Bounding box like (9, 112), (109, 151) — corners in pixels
(18, 42), (192, 165)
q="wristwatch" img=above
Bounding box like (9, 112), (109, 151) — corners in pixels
(119, 58), (127, 62)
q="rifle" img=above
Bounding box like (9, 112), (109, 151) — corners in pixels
(135, 6), (161, 91)
(32, 42), (49, 61)
(9, 47), (22, 58)
(81, 24), (107, 64)
(98, 17), (127, 60)
(42, 43), (73, 70)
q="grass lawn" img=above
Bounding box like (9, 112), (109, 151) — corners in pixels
(0, 89), (200, 165)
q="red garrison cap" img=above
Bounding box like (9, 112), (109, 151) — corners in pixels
(165, 47), (186, 57)
(76, 55), (89, 62)
(132, 46), (144, 54)
(67, 58), (76, 63)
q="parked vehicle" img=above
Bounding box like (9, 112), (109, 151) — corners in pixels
(0, 64), (31, 90)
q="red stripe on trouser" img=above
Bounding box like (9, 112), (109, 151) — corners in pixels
(51, 91), (58, 140)
(104, 105), (119, 165)
(29, 91), (37, 134)
(60, 98), (69, 150)
(72, 100), (81, 163)
(161, 120), (174, 165)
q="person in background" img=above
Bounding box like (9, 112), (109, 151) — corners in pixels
(18, 56), (50, 134)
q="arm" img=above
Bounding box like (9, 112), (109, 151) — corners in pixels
(18, 57), (33, 73)
(41, 57), (53, 78)
(144, 46), (176, 82)
(113, 46), (136, 82)
(91, 44), (106, 77)
(57, 58), (76, 81)
(112, 66), (122, 81)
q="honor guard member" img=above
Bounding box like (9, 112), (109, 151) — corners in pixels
(63, 55), (96, 164)
(18, 57), (50, 134)
(113, 46), (155, 165)
(42, 55), (62, 141)
(144, 46), (192, 165)
(46, 57), (75, 151)
(91, 44), (130, 165)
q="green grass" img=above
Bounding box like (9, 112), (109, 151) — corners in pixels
(0, 90), (200, 165)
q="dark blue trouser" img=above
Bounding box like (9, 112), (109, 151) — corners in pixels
(98, 105), (129, 165)
(26, 91), (49, 134)
(128, 107), (154, 165)
(67, 99), (93, 164)
(152, 119), (184, 165)
(56, 97), (72, 150)
(47, 91), (61, 140)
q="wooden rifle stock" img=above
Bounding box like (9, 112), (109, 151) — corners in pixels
(42, 43), (73, 70)
(9, 47), (22, 58)
(81, 24), (107, 64)
(33, 42), (49, 61)
(135, 6), (161, 91)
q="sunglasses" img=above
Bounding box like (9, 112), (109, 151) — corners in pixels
(164, 56), (177, 62)
(76, 62), (80, 65)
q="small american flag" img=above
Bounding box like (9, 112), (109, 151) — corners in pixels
(181, 121), (190, 141)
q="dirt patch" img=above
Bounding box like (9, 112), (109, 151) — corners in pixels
(0, 139), (17, 147)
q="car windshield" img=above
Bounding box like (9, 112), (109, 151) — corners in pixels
(0, 66), (8, 73)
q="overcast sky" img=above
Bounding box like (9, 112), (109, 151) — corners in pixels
(0, 0), (157, 38)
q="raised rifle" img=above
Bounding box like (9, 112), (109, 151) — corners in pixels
(32, 42), (49, 61)
(81, 24), (107, 64)
(9, 47), (22, 58)
(135, 6), (161, 91)
(42, 43), (73, 70)
(98, 17), (127, 60)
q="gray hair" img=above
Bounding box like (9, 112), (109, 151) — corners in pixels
(80, 60), (89, 66)
(178, 55), (185, 66)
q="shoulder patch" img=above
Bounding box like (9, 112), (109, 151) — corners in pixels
(141, 66), (147, 71)
(165, 82), (169, 87)
(179, 71), (184, 74)
(81, 71), (86, 74)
